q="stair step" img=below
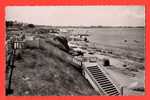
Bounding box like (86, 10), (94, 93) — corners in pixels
(107, 92), (119, 96)
(104, 87), (117, 92)
(89, 70), (103, 74)
(93, 75), (106, 78)
(97, 81), (110, 84)
(91, 72), (104, 76)
(100, 84), (114, 88)
(88, 68), (102, 72)
(94, 75), (108, 79)
(106, 90), (118, 95)
(97, 77), (110, 81)
(97, 78), (112, 84)
(87, 67), (101, 70)
(96, 79), (110, 83)
(95, 79), (109, 83)
(100, 82), (114, 87)
(90, 71), (104, 75)
(109, 91), (120, 96)
(104, 88), (117, 93)
(88, 70), (102, 74)
(102, 85), (116, 89)
(88, 68), (102, 73)
(105, 89), (118, 94)
(109, 92), (119, 96)
(87, 67), (99, 70)
(94, 76), (107, 80)
(94, 76), (108, 80)
(90, 70), (103, 74)
(91, 73), (104, 76)
(97, 82), (111, 86)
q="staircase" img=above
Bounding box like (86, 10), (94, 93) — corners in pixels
(86, 65), (120, 96)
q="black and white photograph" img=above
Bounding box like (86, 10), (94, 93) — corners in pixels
(5, 6), (145, 96)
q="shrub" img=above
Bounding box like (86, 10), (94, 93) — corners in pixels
(28, 24), (35, 28)
(53, 36), (70, 52)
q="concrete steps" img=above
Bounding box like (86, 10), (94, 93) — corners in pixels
(87, 66), (120, 96)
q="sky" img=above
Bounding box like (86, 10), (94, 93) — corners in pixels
(6, 6), (145, 26)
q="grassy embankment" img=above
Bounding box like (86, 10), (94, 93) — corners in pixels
(7, 38), (98, 96)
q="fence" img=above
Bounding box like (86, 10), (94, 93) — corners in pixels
(14, 41), (25, 49)
(6, 40), (24, 95)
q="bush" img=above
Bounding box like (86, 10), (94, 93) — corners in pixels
(28, 24), (35, 28)
(53, 36), (70, 52)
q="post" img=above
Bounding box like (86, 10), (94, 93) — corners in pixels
(120, 86), (124, 96)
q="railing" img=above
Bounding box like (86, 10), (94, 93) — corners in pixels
(14, 41), (25, 49)
(6, 40), (25, 95)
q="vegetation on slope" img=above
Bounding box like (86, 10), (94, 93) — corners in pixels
(8, 39), (98, 96)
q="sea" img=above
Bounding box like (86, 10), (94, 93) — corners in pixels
(71, 28), (145, 54)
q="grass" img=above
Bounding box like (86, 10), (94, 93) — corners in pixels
(7, 39), (98, 96)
